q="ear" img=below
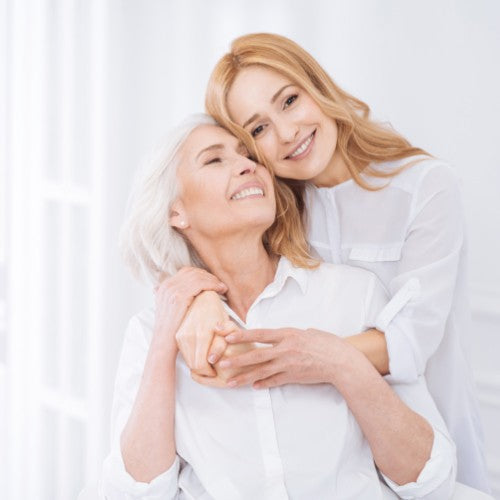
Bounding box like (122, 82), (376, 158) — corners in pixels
(169, 200), (190, 230)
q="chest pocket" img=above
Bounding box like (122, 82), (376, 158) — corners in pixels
(347, 244), (403, 263)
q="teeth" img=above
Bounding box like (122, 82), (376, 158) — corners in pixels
(289, 134), (313, 158)
(231, 187), (264, 200)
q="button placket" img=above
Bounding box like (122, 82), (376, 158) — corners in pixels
(246, 306), (288, 499)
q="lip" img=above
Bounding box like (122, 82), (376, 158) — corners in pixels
(230, 181), (265, 200)
(284, 130), (316, 160)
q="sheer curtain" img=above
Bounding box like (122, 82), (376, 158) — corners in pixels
(2, 1), (499, 499)
(3, 1), (107, 498)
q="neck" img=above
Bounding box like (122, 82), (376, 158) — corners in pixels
(312, 150), (352, 188)
(190, 232), (278, 322)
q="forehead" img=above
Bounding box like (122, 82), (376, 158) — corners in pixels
(228, 66), (292, 117)
(181, 125), (240, 159)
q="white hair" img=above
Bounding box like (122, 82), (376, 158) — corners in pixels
(120, 113), (217, 285)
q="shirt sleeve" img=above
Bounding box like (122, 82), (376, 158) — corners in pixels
(380, 428), (456, 499)
(365, 275), (457, 499)
(373, 164), (465, 383)
(99, 314), (180, 500)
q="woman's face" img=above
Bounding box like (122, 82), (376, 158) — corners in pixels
(227, 66), (339, 184)
(173, 124), (276, 240)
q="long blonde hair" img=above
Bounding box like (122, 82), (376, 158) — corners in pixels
(206, 32), (429, 199)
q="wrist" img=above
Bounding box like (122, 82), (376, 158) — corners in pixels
(322, 334), (365, 386)
(151, 330), (179, 358)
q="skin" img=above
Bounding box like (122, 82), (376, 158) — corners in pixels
(122, 124), (432, 485)
(181, 66), (388, 379)
(227, 65), (351, 187)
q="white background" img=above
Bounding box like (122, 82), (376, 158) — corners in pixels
(1, 1), (499, 498)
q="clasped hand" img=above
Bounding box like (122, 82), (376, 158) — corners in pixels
(191, 326), (341, 389)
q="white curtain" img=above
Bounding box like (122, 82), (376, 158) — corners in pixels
(2, 1), (499, 498)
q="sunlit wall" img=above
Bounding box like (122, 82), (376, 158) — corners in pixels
(2, 1), (499, 498)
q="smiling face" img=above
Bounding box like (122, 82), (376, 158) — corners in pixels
(171, 124), (276, 243)
(226, 66), (344, 186)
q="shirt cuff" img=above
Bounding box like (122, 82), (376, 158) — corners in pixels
(382, 316), (422, 384)
(381, 428), (457, 499)
(100, 451), (180, 500)
(375, 278), (422, 383)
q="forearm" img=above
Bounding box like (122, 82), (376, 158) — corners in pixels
(327, 336), (433, 485)
(345, 328), (389, 376)
(120, 337), (178, 483)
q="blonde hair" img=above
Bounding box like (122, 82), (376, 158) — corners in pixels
(206, 32), (429, 199)
(120, 114), (317, 285)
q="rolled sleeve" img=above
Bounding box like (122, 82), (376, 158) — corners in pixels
(101, 453), (180, 500)
(381, 427), (457, 499)
(373, 278), (422, 382)
(377, 165), (464, 383)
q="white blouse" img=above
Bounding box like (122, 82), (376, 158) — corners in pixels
(101, 258), (456, 500)
(305, 156), (489, 492)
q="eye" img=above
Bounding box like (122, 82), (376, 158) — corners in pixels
(204, 157), (222, 165)
(251, 124), (265, 138)
(283, 94), (298, 109)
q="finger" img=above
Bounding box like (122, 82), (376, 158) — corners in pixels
(214, 319), (239, 336)
(226, 361), (282, 388)
(182, 268), (228, 292)
(253, 372), (290, 390)
(185, 280), (227, 298)
(207, 334), (228, 364)
(225, 328), (285, 345)
(191, 364), (216, 377)
(218, 345), (276, 369)
(191, 371), (227, 388)
(192, 331), (216, 376)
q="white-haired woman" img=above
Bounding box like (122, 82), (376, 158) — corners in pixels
(101, 115), (457, 499)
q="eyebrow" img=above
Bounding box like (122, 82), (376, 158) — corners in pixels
(242, 84), (295, 129)
(196, 144), (224, 160)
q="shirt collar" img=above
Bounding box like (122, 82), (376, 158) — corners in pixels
(220, 256), (309, 325)
(260, 256), (309, 298)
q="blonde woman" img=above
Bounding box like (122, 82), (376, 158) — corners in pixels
(176, 33), (489, 493)
(101, 115), (457, 499)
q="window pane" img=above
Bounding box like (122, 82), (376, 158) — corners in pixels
(42, 202), (62, 389)
(68, 205), (89, 398)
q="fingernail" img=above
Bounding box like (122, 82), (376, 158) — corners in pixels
(226, 334), (235, 342)
(227, 380), (237, 387)
(215, 322), (223, 331)
(208, 354), (217, 364)
(218, 359), (231, 368)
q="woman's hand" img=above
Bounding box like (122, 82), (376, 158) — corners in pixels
(176, 289), (230, 377)
(153, 267), (227, 350)
(191, 321), (259, 388)
(209, 327), (345, 389)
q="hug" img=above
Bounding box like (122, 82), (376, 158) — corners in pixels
(101, 33), (490, 499)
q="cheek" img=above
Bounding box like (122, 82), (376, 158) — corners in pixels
(183, 182), (223, 218)
(258, 133), (279, 161)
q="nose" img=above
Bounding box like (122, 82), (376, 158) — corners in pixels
(275, 116), (299, 143)
(238, 156), (257, 176)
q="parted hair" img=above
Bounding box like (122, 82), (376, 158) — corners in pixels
(120, 114), (317, 285)
(205, 32), (429, 203)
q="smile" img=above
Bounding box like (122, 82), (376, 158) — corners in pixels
(231, 187), (264, 200)
(286, 131), (315, 159)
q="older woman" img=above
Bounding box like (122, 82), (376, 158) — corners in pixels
(100, 115), (456, 499)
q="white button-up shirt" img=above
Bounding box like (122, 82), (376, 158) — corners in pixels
(305, 156), (488, 491)
(101, 258), (456, 500)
